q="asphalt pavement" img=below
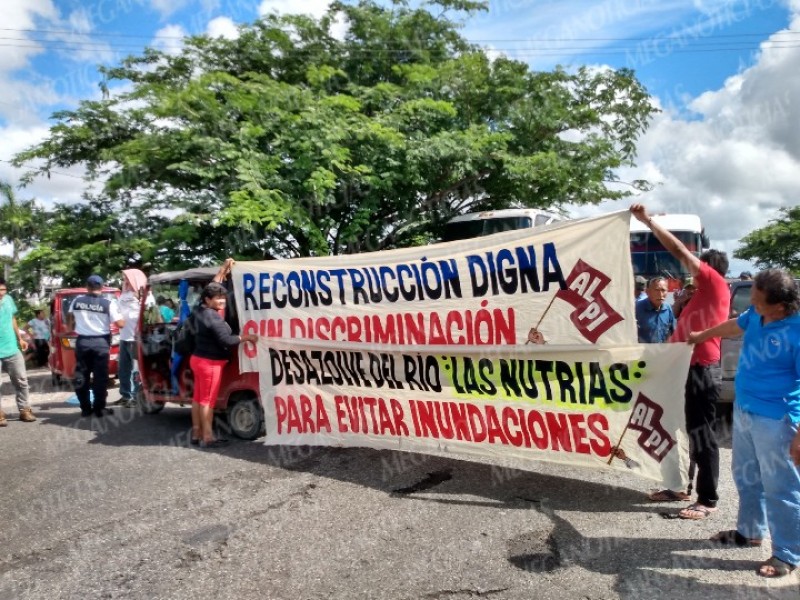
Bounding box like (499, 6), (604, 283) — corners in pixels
(0, 366), (797, 600)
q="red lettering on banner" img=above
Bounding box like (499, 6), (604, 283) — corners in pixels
(334, 395), (410, 437)
(587, 413), (611, 457)
(568, 413), (590, 454)
(405, 400), (609, 457)
(555, 260), (623, 343)
(279, 395), (612, 458)
(274, 394), (332, 434)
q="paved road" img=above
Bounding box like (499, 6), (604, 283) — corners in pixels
(0, 366), (797, 599)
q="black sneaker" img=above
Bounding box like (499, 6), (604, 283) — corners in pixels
(94, 408), (114, 417)
(111, 399), (126, 406)
(80, 410), (92, 418)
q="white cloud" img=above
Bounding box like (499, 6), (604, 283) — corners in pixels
(258, 0), (349, 39)
(67, 8), (92, 33)
(0, 1), (119, 124)
(152, 24), (187, 55)
(568, 11), (800, 274)
(258, 1), (331, 18)
(0, 124), (94, 208)
(149, 0), (192, 19)
(207, 16), (239, 39)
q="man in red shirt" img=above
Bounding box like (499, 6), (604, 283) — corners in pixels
(631, 205), (730, 519)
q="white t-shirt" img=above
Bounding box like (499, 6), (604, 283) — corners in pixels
(118, 291), (140, 342)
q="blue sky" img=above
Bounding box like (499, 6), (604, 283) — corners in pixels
(2, 0), (800, 274)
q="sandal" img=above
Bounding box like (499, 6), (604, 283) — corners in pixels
(678, 502), (717, 520)
(199, 438), (230, 449)
(757, 556), (796, 578)
(710, 530), (762, 547)
(648, 489), (690, 502)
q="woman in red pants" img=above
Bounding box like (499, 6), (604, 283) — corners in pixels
(189, 277), (258, 448)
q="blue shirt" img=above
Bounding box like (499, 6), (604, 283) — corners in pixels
(635, 297), (675, 343)
(735, 307), (800, 422)
(0, 295), (19, 359)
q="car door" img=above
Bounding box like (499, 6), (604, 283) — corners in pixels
(719, 282), (751, 402)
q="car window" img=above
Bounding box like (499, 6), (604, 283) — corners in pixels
(730, 284), (752, 317)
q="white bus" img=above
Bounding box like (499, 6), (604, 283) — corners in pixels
(442, 208), (563, 242)
(443, 209), (710, 293)
(629, 213), (710, 291)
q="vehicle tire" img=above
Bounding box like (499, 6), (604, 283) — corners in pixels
(136, 387), (164, 414)
(226, 394), (264, 440)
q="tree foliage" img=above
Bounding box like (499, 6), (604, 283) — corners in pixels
(0, 180), (38, 264)
(735, 207), (800, 274)
(14, 0), (657, 280)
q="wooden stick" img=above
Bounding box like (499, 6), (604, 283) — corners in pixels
(535, 292), (558, 331)
(608, 419), (632, 465)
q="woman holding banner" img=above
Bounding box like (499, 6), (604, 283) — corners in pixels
(189, 270), (259, 449)
(687, 268), (800, 578)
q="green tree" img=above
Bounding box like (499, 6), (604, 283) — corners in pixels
(15, 0), (657, 263)
(13, 196), (162, 291)
(0, 180), (38, 265)
(735, 207), (800, 274)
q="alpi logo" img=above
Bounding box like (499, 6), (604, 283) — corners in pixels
(555, 259), (623, 343)
(627, 393), (675, 462)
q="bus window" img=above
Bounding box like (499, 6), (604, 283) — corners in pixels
(442, 216), (533, 241)
(629, 231), (701, 253)
(442, 209), (561, 242)
(534, 214), (556, 227)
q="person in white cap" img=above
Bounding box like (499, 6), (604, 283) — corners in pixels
(67, 275), (124, 417)
(634, 275), (647, 300)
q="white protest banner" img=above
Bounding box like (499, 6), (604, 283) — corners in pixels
(231, 211), (691, 488)
(234, 211), (637, 359)
(260, 339), (689, 487)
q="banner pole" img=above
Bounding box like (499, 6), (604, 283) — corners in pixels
(534, 293), (558, 330)
(607, 419), (632, 465)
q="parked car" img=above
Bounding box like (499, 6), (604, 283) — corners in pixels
(136, 268), (263, 440)
(719, 277), (800, 402)
(48, 287), (121, 386)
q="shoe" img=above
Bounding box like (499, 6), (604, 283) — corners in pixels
(80, 411), (92, 418)
(648, 489), (690, 502)
(0, 411), (7, 427)
(19, 408), (37, 422)
(93, 407), (114, 417)
(757, 556), (796, 578)
(710, 530), (762, 547)
(199, 438), (230, 449)
(111, 398), (126, 406)
(122, 399), (138, 408)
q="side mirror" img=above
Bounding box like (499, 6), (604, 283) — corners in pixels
(701, 232), (710, 250)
